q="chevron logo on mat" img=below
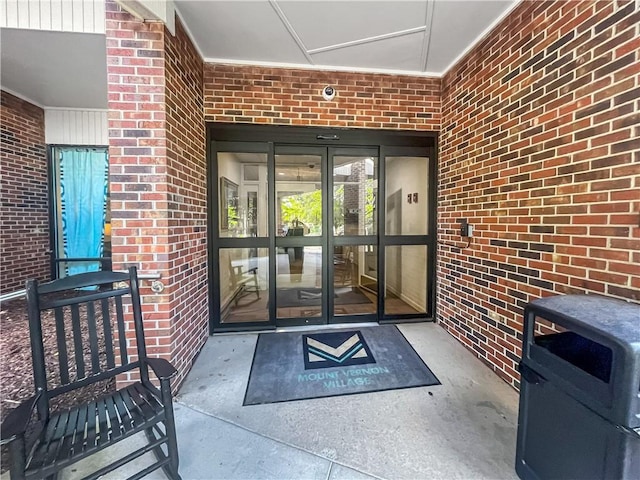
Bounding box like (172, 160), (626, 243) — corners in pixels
(302, 330), (375, 370)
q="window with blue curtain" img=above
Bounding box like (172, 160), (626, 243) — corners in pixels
(52, 147), (109, 278)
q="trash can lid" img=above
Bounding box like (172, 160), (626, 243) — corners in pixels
(528, 294), (640, 344)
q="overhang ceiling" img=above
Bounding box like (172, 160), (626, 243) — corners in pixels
(0, 28), (108, 108)
(0, 0), (519, 109)
(176, 0), (519, 75)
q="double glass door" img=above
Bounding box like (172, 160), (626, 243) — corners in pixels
(212, 140), (432, 331)
(274, 146), (379, 325)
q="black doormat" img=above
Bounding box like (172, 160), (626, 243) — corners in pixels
(276, 287), (370, 307)
(243, 325), (440, 405)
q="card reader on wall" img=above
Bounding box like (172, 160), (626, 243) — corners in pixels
(458, 218), (473, 237)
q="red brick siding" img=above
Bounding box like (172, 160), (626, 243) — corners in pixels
(204, 65), (441, 130)
(105, 0), (639, 393)
(164, 18), (208, 380)
(106, 1), (207, 388)
(438, 0), (640, 388)
(0, 91), (49, 294)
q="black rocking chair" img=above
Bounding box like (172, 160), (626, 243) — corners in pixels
(0, 267), (181, 479)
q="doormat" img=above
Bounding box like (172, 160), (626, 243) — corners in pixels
(243, 325), (440, 405)
(276, 288), (370, 308)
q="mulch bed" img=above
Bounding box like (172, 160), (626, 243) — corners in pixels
(1, 296), (115, 473)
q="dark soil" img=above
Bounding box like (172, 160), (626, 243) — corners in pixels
(1, 296), (115, 473)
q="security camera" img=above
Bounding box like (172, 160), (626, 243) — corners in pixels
(322, 86), (336, 101)
(308, 163), (316, 169)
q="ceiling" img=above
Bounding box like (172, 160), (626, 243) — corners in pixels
(0, 28), (108, 108)
(176, 0), (518, 75)
(0, 0), (519, 109)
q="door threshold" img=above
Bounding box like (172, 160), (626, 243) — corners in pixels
(212, 322), (380, 336)
(275, 322), (379, 334)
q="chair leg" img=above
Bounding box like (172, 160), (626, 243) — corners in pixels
(234, 285), (246, 306)
(8, 436), (28, 480)
(159, 386), (181, 480)
(144, 426), (162, 450)
(144, 428), (175, 480)
(144, 426), (181, 480)
(163, 417), (181, 480)
(252, 274), (260, 299)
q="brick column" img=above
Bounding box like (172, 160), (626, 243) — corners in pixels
(163, 14), (208, 382)
(105, 0), (207, 387)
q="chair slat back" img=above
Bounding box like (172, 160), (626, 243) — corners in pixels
(26, 267), (149, 418)
(53, 307), (70, 384)
(86, 301), (100, 374)
(69, 303), (85, 379)
(114, 294), (129, 365)
(101, 297), (116, 369)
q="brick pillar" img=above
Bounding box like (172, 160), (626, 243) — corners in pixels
(163, 15), (208, 383)
(106, 0), (173, 384)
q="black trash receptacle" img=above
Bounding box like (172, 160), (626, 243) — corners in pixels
(515, 294), (640, 480)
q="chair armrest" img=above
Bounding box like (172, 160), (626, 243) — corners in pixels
(0, 392), (41, 445)
(145, 357), (178, 381)
(247, 267), (258, 274)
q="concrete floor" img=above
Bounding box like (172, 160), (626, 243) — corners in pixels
(56, 323), (520, 479)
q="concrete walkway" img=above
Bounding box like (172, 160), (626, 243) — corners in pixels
(57, 323), (520, 479)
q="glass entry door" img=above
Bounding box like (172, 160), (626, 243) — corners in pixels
(210, 131), (435, 332)
(274, 146), (379, 326)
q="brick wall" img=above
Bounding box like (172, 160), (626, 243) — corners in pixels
(0, 91), (49, 294)
(105, 1), (207, 387)
(105, 0), (638, 393)
(164, 18), (208, 381)
(438, 0), (640, 388)
(203, 64), (441, 130)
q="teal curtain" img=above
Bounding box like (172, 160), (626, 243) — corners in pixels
(60, 149), (109, 276)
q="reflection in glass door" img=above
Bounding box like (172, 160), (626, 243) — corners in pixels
(275, 148), (326, 323)
(215, 148), (271, 326)
(382, 151), (431, 317)
(272, 147), (382, 324)
(330, 151), (379, 321)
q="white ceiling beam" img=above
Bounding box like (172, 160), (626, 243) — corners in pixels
(203, 57), (440, 78)
(116, 1), (158, 21)
(116, 0), (175, 35)
(269, 0), (314, 65)
(420, 0), (435, 72)
(307, 26), (427, 55)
